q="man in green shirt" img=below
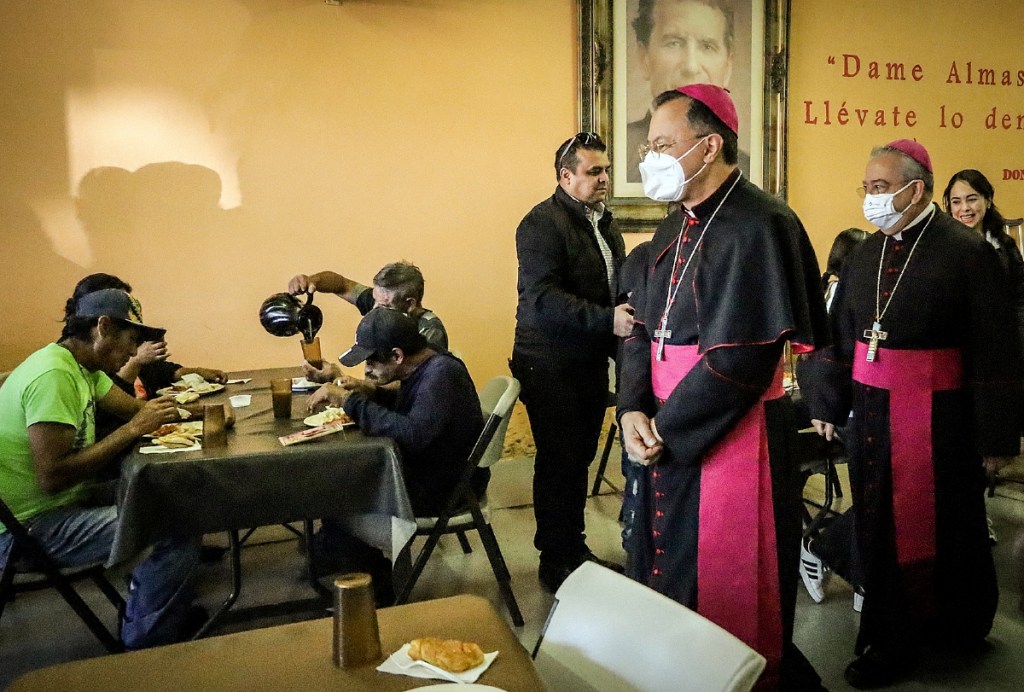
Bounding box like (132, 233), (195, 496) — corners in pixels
(0, 288), (202, 649)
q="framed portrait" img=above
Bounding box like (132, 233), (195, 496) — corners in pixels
(578, 0), (790, 231)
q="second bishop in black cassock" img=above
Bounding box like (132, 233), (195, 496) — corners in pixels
(801, 202), (1022, 662)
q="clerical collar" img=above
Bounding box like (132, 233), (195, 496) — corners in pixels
(680, 168), (742, 220)
(892, 202), (936, 241)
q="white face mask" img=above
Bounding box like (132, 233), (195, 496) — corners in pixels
(862, 180), (917, 230)
(639, 137), (708, 203)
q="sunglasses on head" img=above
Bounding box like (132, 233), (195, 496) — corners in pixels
(558, 131), (600, 164)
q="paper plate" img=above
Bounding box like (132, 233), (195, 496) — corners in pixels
(411, 685), (506, 691)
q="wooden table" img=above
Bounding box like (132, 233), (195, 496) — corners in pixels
(8, 595), (547, 691)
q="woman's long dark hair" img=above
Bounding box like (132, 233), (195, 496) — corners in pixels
(822, 228), (870, 291)
(942, 169), (1008, 241)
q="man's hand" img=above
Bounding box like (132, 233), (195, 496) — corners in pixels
(333, 374), (376, 398)
(119, 340), (169, 383)
(984, 455), (1016, 477)
(288, 274), (315, 295)
(127, 396), (180, 437)
(132, 340), (169, 366)
(176, 367), (227, 384)
(811, 419), (836, 441)
(620, 411), (664, 466)
(307, 384), (351, 412)
(613, 303), (635, 338)
(304, 359), (341, 383)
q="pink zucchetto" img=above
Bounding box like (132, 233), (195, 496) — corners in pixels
(885, 139), (933, 173)
(675, 84), (739, 135)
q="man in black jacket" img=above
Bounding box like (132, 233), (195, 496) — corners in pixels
(511, 132), (634, 592)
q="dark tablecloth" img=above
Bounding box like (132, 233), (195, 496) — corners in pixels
(109, 368), (415, 565)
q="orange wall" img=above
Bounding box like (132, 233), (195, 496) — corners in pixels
(788, 0), (1024, 259)
(0, 0), (576, 383)
(7, 1), (1024, 381)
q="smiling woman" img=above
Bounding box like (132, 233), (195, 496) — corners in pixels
(942, 168), (1024, 353)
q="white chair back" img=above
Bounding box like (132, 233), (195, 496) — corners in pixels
(533, 562), (766, 692)
(477, 375), (520, 469)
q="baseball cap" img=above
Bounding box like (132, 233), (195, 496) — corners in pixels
(339, 308), (429, 367)
(74, 288), (166, 342)
(885, 138), (933, 173)
(676, 84), (739, 135)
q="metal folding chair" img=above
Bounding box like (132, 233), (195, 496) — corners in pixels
(395, 376), (524, 626)
(0, 497), (125, 653)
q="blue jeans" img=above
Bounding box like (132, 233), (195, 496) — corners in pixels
(0, 504), (201, 649)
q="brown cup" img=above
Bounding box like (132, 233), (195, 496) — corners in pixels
(332, 573), (382, 668)
(300, 336), (322, 364)
(270, 378), (292, 419)
(203, 404), (228, 448)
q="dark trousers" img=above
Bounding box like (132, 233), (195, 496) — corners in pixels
(510, 353), (608, 562)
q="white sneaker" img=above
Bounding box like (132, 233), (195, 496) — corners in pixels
(799, 540), (829, 603)
(853, 590), (864, 613)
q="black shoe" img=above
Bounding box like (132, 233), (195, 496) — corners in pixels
(538, 550), (625, 592)
(581, 550), (624, 573)
(122, 605), (210, 651)
(844, 647), (914, 689)
(538, 559), (579, 593)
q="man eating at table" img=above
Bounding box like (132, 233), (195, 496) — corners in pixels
(304, 307), (484, 603)
(0, 288), (203, 649)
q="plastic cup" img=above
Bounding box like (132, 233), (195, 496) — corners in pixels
(203, 404), (228, 448)
(301, 336), (322, 364)
(229, 394), (251, 408)
(332, 573), (382, 668)
(271, 378), (292, 419)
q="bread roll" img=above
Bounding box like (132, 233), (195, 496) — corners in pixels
(408, 637), (484, 673)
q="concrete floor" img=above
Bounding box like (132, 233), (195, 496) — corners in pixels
(3, 452), (1024, 690)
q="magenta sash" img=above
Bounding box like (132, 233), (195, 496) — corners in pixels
(852, 342), (963, 566)
(651, 343), (784, 668)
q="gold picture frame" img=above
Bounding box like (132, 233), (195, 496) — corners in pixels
(578, 0), (790, 232)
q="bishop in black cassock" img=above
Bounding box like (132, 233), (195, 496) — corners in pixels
(618, 84), (828, 690)
(801, 140), (1023, 689)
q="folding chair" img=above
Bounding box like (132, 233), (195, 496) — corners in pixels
(590, 390), (621, 496)
(395, 375), (524, 626)
(0, 497), (125, 653)
(797, 430), (846, 538)
(533, 562), (766, 691)
(592, 358), (621, 496)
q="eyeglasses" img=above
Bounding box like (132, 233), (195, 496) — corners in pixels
(856, 179), (918, 198)
(638, 134), (708, 161)
(558, 131), (600, 164)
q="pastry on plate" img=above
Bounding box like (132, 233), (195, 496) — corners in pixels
(408, 637), (485, 673)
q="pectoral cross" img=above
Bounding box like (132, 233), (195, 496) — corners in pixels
(863, 320), (887, 362)
(654, 315), (672, 361)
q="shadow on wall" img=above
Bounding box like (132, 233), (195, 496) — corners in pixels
(0, 192), (82, 369)
(76, 162), (233, 273)
(0, 161), (240, 371)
